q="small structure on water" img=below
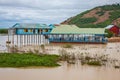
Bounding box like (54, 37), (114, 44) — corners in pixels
(7, 23), (107, 47)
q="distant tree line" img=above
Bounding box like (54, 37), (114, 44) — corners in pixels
(0, 29), (8, 34)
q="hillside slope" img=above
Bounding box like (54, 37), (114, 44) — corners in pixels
(61, 4), (120, 28)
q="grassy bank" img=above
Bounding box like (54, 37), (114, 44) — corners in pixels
(0, 53), (60, 67)
(0, 29), (8, 34)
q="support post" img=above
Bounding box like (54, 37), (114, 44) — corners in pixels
(17, 35), (18, 47)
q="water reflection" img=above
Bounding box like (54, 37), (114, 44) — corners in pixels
(0, 35), (8, 51)
(0, 62), (120, 80)
(0, 35), (120, 80)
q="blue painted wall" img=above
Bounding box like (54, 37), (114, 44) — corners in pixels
(16, 28), (52, 35)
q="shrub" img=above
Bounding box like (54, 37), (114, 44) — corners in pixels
(87, 61), (102, 66)
(99, 4), (120, 11)
(105, 29), (114, 38)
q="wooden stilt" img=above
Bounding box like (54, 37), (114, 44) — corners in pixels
(34, 35), (35, 45)
(21, 35), (22, 47)
(26, 35), (28, 46)
(8, 29), (9, 42)
(22, 35), (23, 46)
(23, 35), (25, 46)
(7, 29), (10, 53)
(29, 35), (30, 45)
(17, 35), (18, 47)
(32, 35), (33, 45)
(37, 35), (38, 45)
(28, 35), (29, 46)
(20, 35), (21, 47)
(43, 35), (44, 45)
(29, 35), (30, 46)
(40, 35), (41, 45)
(38, 35), (40, 45)
(36, 35), (37, 45)
(12, 31), (14, 47)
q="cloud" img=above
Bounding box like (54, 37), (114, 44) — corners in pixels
(0, 0), (120, 28)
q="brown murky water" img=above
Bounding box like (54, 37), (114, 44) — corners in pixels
(0, 62), (120, 80)
(0, 35), (120, 80)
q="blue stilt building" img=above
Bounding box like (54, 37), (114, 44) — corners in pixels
(8, 23), (107, 47)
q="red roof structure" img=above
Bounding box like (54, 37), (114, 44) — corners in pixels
(106, 25), (119, 36)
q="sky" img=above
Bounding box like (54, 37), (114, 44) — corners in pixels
(0, 0), (120, 28)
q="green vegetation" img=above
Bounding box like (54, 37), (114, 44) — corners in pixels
(69, 17), (97, 25)
(99, 4), (120, 11)
(65, 4), (120, 28)
(96, 10), (105, 16)
(87, 61), (101, 66)
(77, 24), (97, 28)
(0, 53), (60, 67)
(68, 10), (91, 24)
(0, 29), (8, 34)
(69, 17), (98, 28)
(109, 10), (120, 20)
(78, 17), (97, 24)
(105, 29), (113, 38)
(0, 51), (119, 68)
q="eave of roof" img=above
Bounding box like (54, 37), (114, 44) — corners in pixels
(12, 23), (51, 29)
(105, 25), (114, 29)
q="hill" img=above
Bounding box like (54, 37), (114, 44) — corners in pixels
(61, 4), (120, 28)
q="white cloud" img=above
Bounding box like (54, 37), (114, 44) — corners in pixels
(0, 0), (120, 28)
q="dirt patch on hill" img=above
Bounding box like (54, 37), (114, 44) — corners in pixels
(82, 8), (111, 24)
(82, 8), (101, 18)
(112, 18), (120, 25)
(94, 11), (110, 24)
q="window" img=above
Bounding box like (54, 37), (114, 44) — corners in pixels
(43, 29), (48, 32)
(33, 29), (35, 33)
(30, 29), (33, 32)
(39, 29), (42, 33)
(45, 29), (48, 32)
(24, 29), (28, 32)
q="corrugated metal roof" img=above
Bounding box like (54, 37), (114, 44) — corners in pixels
(105, 25), (114, 29)
(51, 25), (105, 34)
(12, 23), (51, 28)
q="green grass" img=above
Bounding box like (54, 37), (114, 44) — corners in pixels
(0, 53), (60, 67)
(0, 29), (8, 34)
